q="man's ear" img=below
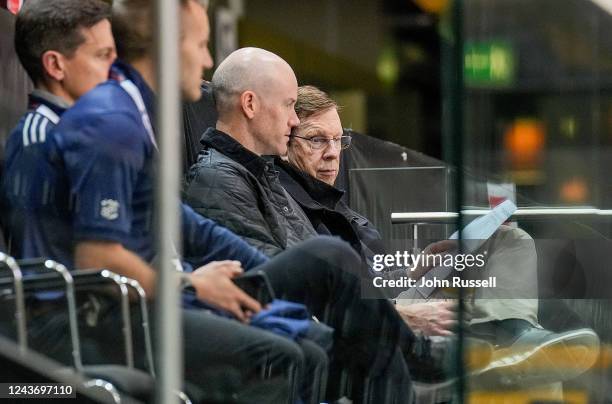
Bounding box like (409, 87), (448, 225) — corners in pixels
(240, 90), (258, 119)
(41, 50), (66, 82)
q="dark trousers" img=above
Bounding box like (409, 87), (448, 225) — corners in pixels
(0, 293), (327, 404)
(258, 236), (415, 403)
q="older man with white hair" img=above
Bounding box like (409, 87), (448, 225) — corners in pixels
(278, 84), (601, 392)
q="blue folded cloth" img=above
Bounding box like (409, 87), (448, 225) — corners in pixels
(251, 299), (334, 351)
(183, 294), (334, 350)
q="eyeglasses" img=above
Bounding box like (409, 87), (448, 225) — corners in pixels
(290, 134), (352, 150)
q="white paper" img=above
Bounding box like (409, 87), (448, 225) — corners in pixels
(411, 200), (517, 299)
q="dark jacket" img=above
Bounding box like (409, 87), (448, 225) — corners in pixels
(183, 129), (319, 257)
(276, 159), (385, 269)
(277, 159), (408, 294)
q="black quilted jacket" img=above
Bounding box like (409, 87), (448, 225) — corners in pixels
(183, 128), (319, 257)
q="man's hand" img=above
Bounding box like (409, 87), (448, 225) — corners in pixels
(190, 260), (262, 322)
(395, 300), (459, 336)
(410, 240), (458, 278)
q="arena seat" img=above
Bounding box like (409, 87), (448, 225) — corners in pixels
(0, 254), (201, 403)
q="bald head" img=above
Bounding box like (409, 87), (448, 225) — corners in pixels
(212, 47), (294, 117)
(212, 47), (300, 156)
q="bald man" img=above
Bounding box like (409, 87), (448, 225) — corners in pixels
(182, 47), (498, 403)
(185, 47), (318, 256)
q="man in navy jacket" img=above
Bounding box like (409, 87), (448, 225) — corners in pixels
(2, 1), (327, 402)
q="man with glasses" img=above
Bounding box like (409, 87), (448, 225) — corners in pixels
(278, 85), (601, 393)
(279, 85), (460, 337)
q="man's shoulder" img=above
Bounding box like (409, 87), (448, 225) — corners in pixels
(185, 148), (259, 201)
(4, 106), (59, 160)
(54, 81), (145, 148)
(5, 110), (34, 147)
(190, 147), (252, 178)
(58, 81), (138, 128)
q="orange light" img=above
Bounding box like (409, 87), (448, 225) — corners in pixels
(504, 118), (545, 169)
(560, 177), (589, 204)
(413, 0), (449, 14)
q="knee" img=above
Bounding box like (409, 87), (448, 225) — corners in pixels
(274, 337), (306, 370)
(306, 236), (361, 268)
(497, 224), (533, 241)
(491, 225), (536, 255)
(300, 340), (329, 370)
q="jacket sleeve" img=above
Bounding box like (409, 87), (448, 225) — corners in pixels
(181, 203), (268, 270)
(183, 161), (284, 257)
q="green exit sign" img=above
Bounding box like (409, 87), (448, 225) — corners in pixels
(464, 41), (516, 87)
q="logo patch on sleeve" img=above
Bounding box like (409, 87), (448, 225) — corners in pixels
(100, 199), (120, 220)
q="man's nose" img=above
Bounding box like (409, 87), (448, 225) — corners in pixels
(203, 50), (214, 71)
(322, 141), (341, 158)
(289, 110), (300, 128)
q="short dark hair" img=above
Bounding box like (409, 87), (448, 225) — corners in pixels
(14, 0), (111, 85)
(112, 0), (208, 62)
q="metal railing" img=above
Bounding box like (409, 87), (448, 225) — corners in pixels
(391, 207), (612, 224)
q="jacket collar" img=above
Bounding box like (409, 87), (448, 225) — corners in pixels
(110, 59), (156, 126)
(200, 128), (271, 178)
(276, 158), (344, 210)
(28, 89), (69, 116)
